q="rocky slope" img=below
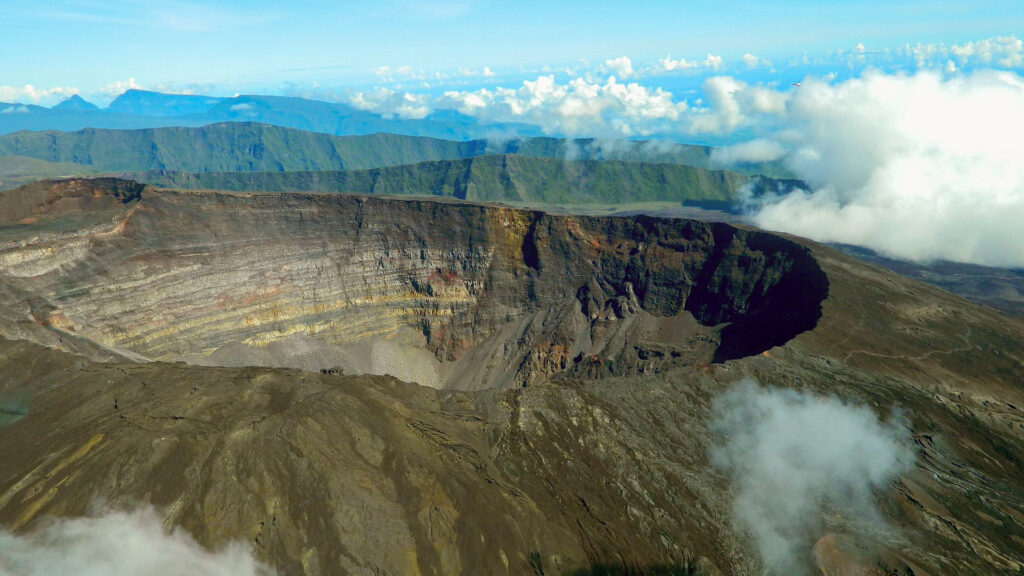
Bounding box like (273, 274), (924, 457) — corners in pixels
(0, 178), (1021, 575)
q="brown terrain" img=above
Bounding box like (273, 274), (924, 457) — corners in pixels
(0, 178), (1022, 575)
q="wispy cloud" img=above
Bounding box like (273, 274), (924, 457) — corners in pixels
(742, 53), (771, 69)
(349, 87), (432, 119)
(711, 380), (912, 575)
(7, 0), (280, 32)
(655, 56), (700, 73)
(602, 56), (635, 79)
(703, 53), (724, 71)
(152, 2), (280, 33)
(0, 507), (272, 576)
(711, 138), (786, 165)
(0, 84), (78, 103)
(97, 77), (143, 97)
(381, 0), (481, 20)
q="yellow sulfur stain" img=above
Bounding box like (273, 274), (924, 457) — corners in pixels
(404, 548), (422, 576)
(54, 433), (105, 473)
(12, 433), (104, 528)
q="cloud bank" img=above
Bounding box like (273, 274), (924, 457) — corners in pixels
(710, 380), (913, 576)
(349, 87), (432, 119)
(352, 74), (690, 135)
(435, 74), (689, 137)
(0, 508), (271, 576)
(710, 138), (786, 165)
(750, 69), (1024, 267)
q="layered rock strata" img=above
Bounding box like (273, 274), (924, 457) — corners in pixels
(0, 179), (827, 388)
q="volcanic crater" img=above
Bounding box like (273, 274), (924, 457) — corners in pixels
(0, 177), (828, 389)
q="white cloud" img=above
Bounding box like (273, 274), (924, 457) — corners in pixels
(742, 53), (771, 68)
(0, 507), (271, 576)
(899, 35), (1024, 71)
(603, 56), (634, 79)
(950, 36), (1024, 68)
(904, 41), (948, 69)
(229, 102), (255, 112)
(436, 74), (688, 137)
(154, 4), (278, 33)
(348, 87), (432, 119)
(711, 138), (786, 165)
(1, 105), (30, 114)
(373, 65), (416, 83)
(711, 380), (912, 576)
(749, 70), (1024, 267)
(691, 76), (745, 133)
(98, 77), (143, 97)
(482, 66), (495, 77)
(0, 84), (77, 104)
(703, 53), (724, 71)
(656, 55), (699, 73)
(689, 76), (788, 134)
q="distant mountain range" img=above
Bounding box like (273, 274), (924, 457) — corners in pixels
(0, 89), (543, 140)
(125, 154), (774, 205)
(0, 122), (793, 190)
(51, 94), (100, 112)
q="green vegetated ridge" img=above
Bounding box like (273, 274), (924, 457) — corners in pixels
(129, 154), (762, 204)
(0, 156), (98, 190)
(0, 122), (789, 177)
(0, 123), (486, 173)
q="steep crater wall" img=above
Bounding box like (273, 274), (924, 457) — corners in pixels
(0, 179), (828, 388)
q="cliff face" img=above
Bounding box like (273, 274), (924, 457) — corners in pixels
(0, 178), (826, 388)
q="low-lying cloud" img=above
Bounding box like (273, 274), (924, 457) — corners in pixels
(710, 138), (786, 165)
(349, 86), (432, 119)
(749, 69), (1024, 267)
(435, 74), (689, 137)
(0, 507), (271, 576)
(603, 56), (635, 79)
(0, 84), (78, 104)
(710, 380), (912, 575)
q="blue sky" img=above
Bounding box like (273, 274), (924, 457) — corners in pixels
(1, 0), (1021, 101)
